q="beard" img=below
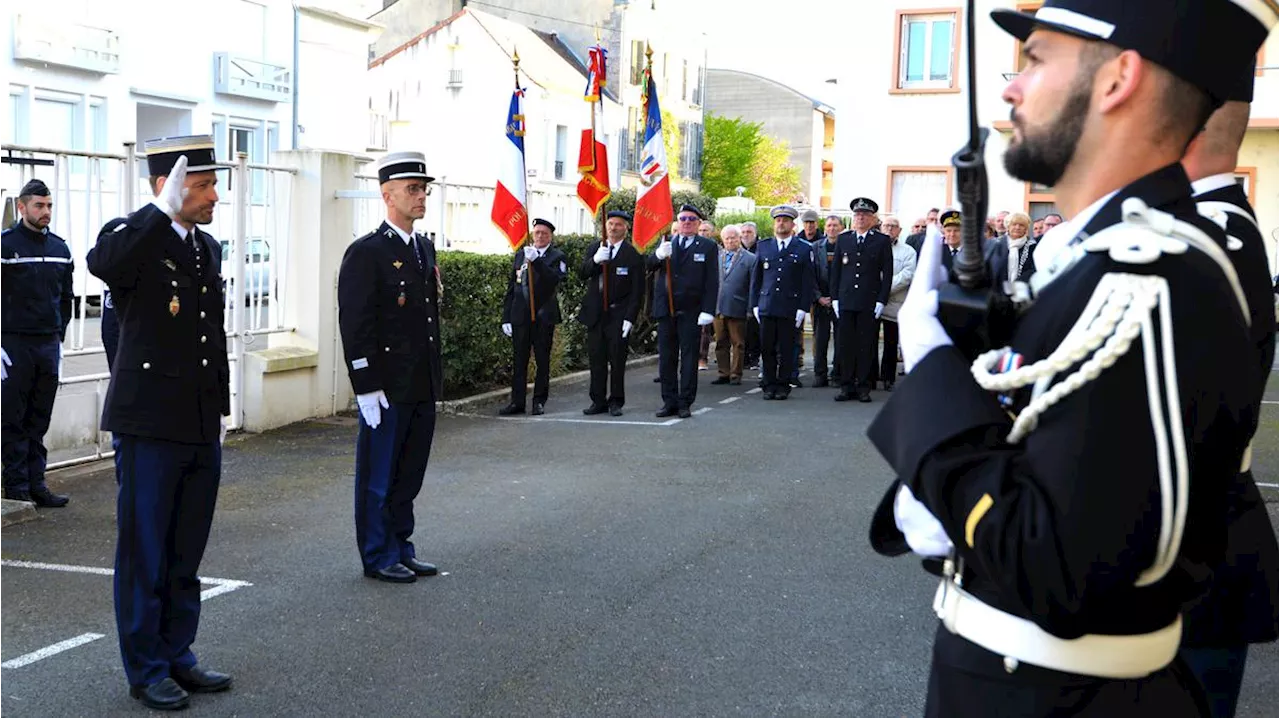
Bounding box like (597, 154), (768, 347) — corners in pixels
(1003, 70), (1093, 187)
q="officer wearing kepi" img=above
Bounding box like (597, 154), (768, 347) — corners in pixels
(338, 151), (443, 585)
(2, 178), (73, 507)
(748, 205), (814, 401)
(500, 218), (567, 416)
(866, 1), (1276, 715)
(830, 197), (893, 403)
(578, 211), (645, 417)
(87, 136), (233, 711)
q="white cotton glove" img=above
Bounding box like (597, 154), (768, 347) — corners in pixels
(899, 221), (953, 372)
(357, 390), (390, 429)
(219, 415), (228, 445)
(795, 309), (806, 328)
(151, 154), (188, 219)
(501, 323), (513, 337)
(893, 484), (954, 557)
(56, 344), (62, 379)
(593, 245), (612, 264)
(1, 347), (9, 382)
(832, 300), (840, 318)
(874, 302), (885, 319)
(697, 312), (714, 327)
(621, 320), (633, 338)
(753, 307), (760, 322)
(655, 240), (672, 260)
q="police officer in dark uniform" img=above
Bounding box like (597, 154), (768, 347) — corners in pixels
(865, 2), (1275, 715)
(830, 197), (893, 403)
(749, 205), (814, 401)
(2, 179), (73, 506)
(649, 203), (718, 418)
(87, 136), (233, 710)
(500, 218), (567, 416)
(338, 151), (443, 586)
(102, 288), (120, 370)
(578, 211), (645, 417)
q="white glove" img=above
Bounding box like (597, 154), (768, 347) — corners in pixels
(501, 323), (513, 337)
(753, 307), (760, 322)
(357, 390), (390, 429)
(893, 484), (953, 557)
(56, 344), (62, 379)
(899, 222), (953, 372)
(655, 240), (672, 260)
(1, 347), (9, 382)
(593, 245), (612, 264)
(621, 320), (633, 338)
(874, 302), (885, 319)
(795, 309), (806, 328)
(150, 154), (188, 219)
(219, 415), (228, 445)
(832, 300), (840, 318)
(697, 312), (714, 326)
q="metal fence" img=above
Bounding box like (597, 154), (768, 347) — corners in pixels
(1, 142), (296, 468)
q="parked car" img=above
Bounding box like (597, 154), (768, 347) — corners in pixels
(220, 239), (275, 301)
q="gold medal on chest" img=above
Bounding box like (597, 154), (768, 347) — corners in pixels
(169, 295), (180, 317)
(397, 290), (407, 307)
(393, 260), (403, 270)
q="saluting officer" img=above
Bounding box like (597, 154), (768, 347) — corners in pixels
(650, 203), (719, 418)
(2, 178), (73, 507)
(578, 211), (645, 417)
(866, 1), (1275, 715)
(830, 197), (893, 403)
(338, 151), (443, 585)
(87, 136), (233, 711)
(500, 218), (567, 416)
(749, 205), (814, 401)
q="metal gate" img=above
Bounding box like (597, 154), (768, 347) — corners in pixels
(1, 143), (297, 469)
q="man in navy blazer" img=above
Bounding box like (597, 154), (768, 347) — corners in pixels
(648, 204), (719, 418)
(749, 205), (815, 400)
(830, 197), (893, 403)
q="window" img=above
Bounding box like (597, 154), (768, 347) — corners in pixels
(554, 125), (567, 180)
(31, 97), (76, 150)
(892, 9), (960, 93)
(7, 87), (25, 143)
(1234, 167), (1256, 206)
(886, 167), (953, 218)
(1025, 181), (1057, 218)
(630, 40), (645, 85)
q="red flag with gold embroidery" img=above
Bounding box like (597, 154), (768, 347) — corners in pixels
(576, 44), (611, 214)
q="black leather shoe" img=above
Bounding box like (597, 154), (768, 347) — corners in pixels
(655, 406), (678, 417)
(583, 404), (608, 415)
(763, 390), (776, 400)
(710, 377), (730, 385)
(858, 392), (873, 403)
(813, 377), (829, 388)
(608, 405), (624, 417)
(498, 403), (525, 416)
(172, 665), (233, 693)
(789, 378), (803, 388)
(3, 489), (32, 502)
(883, 381), (895, 392)
(29, 487), (68, 508)
(728, 378), (741, 385)
(130, 678), (190, 710)
(531, 403), (545, 416)
(365, 563), (417, 583)
(653, 376), (662, 382)
(401, 557), (438, 576)
(834, 392), (853, 402)
(677, 407), (692, 419)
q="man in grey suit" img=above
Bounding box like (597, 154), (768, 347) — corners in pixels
(710, 225), (756, 386)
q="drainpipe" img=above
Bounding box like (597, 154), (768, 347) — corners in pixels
(292, 5), (300, 149)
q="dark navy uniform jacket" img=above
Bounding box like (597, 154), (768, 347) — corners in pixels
(86, 204), (230, 445)
(646, 235), (719, 319)
(338, 221), (443, 404)
(867, 165), (1257, 678)
(2, 222), (75, 340)
(577, 241), (644, 328)
(502, 246), (568, 326)
(749, 236), (815, 318)
(829, 229), (893, 311)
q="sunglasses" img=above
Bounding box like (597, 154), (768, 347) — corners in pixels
(677, 215), (700, 221)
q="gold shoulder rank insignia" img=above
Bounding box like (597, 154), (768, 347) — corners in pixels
(163, 259), (177, 271)
(393, 260), (403, 269)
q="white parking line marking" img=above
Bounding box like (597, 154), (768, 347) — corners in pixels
(692, 408), (712, 416)
(453, 412), (680, 427)
(719, 397), (740, 405)
(2, 633), (105, 669)
(1258, 483), (1278, 489)
(746, 388), (762, 394)
(1263, 400), (1277, 405)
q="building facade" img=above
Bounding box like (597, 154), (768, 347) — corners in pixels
(704, 68), (835, 208)
(832, 0), (1278, 270)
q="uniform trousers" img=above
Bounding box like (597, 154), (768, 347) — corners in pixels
(838, 309), (878, 393)
(812, 307), (838, 381)
(656, 313), (701, 410)
(1, 333), (61, 493)
(510, 321), (555, 407)
(354, 400), (435, 573)
(744, 316), (761, 368)
(1179, 646), (1248, 718)
(113, 434), (221, 688)
(878, 319), (900, 386)
(586, 311), (629, 408)
(713, 316), (746, 380)
(760, 315), (798, 394)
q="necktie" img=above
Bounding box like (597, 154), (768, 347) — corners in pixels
(781, 239), (788, 252)
(413, 235), (424, 272)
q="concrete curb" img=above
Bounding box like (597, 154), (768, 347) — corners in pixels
(438, 353), (659, 414)
(2, 498), (39, 528)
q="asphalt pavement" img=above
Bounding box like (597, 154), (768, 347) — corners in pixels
(3, 354), (1277, 717)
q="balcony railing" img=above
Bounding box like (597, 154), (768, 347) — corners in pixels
(554, 160), (565, 180)
(447, 69), (464, 88)
(368, 111), (389, 152)
(214, 53), (292, 102)
(13, 14), (120, 74)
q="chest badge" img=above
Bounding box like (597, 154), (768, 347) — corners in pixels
(393, 260), (403, 270)
(169, 294), (180, 317)
(842, 255), (849, 265)
(763, 260), (770, 270)
(397, 289), (407, 307)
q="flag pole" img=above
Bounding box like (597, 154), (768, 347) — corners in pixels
(648, 42), (674, 317)
(514, 47), (536, 325)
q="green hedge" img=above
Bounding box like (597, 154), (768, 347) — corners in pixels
(715, 210), (850, 240)
(437, 233), (664, 400)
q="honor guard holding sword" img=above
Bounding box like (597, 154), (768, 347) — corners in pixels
(649, 204), (719, 418)
(87, 136), (233, 710)
(500, 218), (567, 416)
(338, 151), (443, 585)
(865, 1), (1275, 715)
(748, 205), (815, 401)
(578, 211), (645, 416)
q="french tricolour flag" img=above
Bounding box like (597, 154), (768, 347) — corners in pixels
(632, 67), (672, 252)
(491, 86), (529, 250)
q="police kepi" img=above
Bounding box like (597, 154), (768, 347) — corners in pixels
(338, 150), (443, 584)
(2, 178), (73, 507)
(87, 134), (234, 711)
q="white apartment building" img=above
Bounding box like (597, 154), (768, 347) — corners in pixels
(833, 0), (1279, 269)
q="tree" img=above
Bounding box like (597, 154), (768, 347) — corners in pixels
(749, 134), (803, 206)
(661, 109), (682, 180)
(699, 114), (761, 198)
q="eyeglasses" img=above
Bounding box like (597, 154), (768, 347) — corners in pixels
(677, 215), (699, 222)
